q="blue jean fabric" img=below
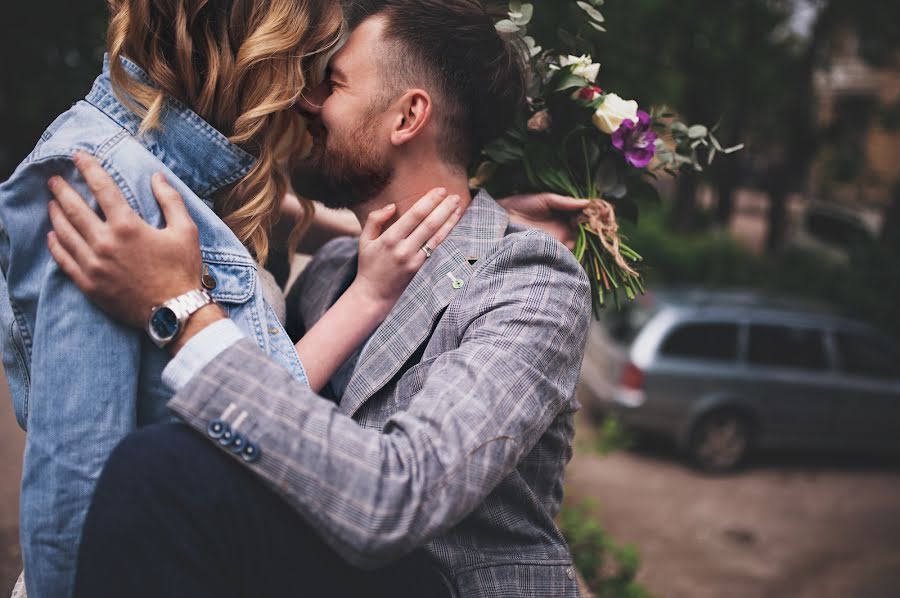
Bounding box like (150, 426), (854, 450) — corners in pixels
(0, 55), (307, 597)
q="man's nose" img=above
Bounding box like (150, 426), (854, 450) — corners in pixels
(295, 82), (329, 116)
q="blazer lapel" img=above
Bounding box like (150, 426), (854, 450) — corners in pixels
(339, 190), (509, 417)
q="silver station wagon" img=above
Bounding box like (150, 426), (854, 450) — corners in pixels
(580, 290), (900, 471)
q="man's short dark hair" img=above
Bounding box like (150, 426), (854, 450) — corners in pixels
(343, 0), (527, 170)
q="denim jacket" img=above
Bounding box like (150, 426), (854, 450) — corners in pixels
(0, 56), (307, 598)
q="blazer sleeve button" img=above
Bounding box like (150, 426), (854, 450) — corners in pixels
(229, 433), (248, 454)
(217, 427), (235, 447)
(207, 419), (228, 440)
(241, 442), (261, 463)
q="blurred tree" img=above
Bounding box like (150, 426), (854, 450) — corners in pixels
(882, 183), (900, 255)
(762, 0), (900, 253)
(0, 2), (108, 179)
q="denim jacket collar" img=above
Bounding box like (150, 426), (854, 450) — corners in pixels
(85, 55), (255, 199)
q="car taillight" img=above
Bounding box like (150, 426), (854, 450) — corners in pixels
(621, 361), (644, 391)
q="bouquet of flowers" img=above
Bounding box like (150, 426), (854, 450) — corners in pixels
(478, 1), (743, 317)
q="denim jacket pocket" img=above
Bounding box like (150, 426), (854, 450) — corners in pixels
(200, 252), (257, 306)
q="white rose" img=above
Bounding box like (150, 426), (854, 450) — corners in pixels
(593, 93), (639, 134)
(559, 54), (600, 83)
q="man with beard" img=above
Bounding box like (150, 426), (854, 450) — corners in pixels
(50, 1), (592, 596)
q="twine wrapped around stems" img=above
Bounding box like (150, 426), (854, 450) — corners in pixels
(581, 199), (639, 278)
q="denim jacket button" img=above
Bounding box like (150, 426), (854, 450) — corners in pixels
(201, 264), (217, 290)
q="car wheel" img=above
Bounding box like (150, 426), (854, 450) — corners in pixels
(688, 410), (753, 473)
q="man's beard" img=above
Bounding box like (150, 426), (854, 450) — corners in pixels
(294, 115), (393, 210)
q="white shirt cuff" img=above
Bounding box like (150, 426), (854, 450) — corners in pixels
(162, 318), (246, 392)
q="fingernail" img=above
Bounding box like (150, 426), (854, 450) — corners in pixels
(450, 195), (461, 205)
(385, 203), (396, 211)
(72, 151), (84, 165)
(436, 188), (447, 196)
(151, 172), (164, 184)
(48, 177), (60, 191)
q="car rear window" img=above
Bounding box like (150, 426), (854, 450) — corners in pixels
(747, 324), (828, 371)
(660, 322), (739, 362)
(835, 332), (900, 380)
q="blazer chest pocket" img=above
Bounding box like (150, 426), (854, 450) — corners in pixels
(199, 253), (257, 307)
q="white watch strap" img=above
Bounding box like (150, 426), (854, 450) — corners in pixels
(168, 289), (213, 319)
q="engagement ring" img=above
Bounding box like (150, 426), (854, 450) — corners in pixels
(421, 244), (434, 258)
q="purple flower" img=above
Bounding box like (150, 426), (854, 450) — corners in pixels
(611, 110), (658, 169)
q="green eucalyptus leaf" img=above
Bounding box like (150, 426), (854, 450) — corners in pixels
(523, 36), (542, 57)
(687, 124), (708, 139)
(513, 3), (534, 25)
(669, 121), (689, 135)
(589, 22), (607, 32)
(495, 19), (520, 33)
(576, 1), (605, 23)
(607, 184), (627, 200)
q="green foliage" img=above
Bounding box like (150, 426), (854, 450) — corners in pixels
(594, 414), (635, 456)
(620, 204), (900, 340)
(559, 500), (659, 597)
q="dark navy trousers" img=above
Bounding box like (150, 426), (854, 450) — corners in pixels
(74, 422), (452, 598)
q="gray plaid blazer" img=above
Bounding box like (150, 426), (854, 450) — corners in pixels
(168, 190), (591, 597)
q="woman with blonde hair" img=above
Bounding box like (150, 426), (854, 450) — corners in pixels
(0, 1), (476, 595)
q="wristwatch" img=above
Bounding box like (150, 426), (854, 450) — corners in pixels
(147, 288), (214, 348)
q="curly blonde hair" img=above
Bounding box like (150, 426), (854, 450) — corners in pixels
(106, 0), (344, 264)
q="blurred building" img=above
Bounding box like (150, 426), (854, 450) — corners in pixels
(812, 28), (900, 218)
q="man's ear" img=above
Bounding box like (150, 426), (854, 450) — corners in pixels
(389, 89), (432, 147)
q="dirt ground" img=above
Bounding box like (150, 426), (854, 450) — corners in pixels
(567, 409), (900, 598)
(3, 381), (900, 597)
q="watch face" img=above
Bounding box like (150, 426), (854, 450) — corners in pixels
(149, 307), (179, 341)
